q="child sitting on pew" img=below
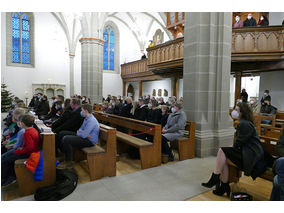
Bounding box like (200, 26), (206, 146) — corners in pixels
(1, 114), (41, 187)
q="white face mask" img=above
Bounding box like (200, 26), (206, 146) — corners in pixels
(260, 16), (264, 21)
(264, 93), (268, 96)
(171, 107), (176, 113)
(250, 100), (254, 105)
(236, 99), (242, 104)
(248, 15), (252, 20)
(231, 110), (239, 119)
(235, 16), (240, 22)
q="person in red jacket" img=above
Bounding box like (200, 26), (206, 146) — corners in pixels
(1, 114), (40, 187)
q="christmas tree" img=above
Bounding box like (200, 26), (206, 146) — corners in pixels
(1, 83), (14, 112)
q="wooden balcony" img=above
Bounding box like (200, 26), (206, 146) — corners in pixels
(121, 26), (284, 80)
(146, 37), (184, 75)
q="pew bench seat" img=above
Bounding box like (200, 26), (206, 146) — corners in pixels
(116, 131), (153, 148)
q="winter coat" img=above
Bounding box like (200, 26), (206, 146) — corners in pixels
(243, 18), (257, 26)
(35, 100), (50, 116)
(233, 119), (264, 176)
(134, 105), (149, 121)
(233, 20), (243, 28)
(277, 131), (284, 157)
(51, 107), (72, 132)
(120, 103), (133, 118)
(163, 109), (187, 141)
(147, 108), (162, 124)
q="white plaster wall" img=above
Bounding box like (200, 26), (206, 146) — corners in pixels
(269, 12), (284, 26)
(259, 71), (284, 110)
(1, 12), (70, 101)
(178, 78), (183, 99)
(142, 78), (172, 102)
(241, 76), (260, 101)
(103, 73), (123, 100)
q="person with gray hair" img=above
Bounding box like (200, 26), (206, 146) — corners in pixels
(161, 101), (187, 162)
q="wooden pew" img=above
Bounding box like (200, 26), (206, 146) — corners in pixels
(170, 121), (195, 160)
(73, 124), (117, 181)
(14, 132), (56, 196)
(93, 104), (103, 112)
(228, 126), (283, 183)
(94, 112), (161, 169)
(276, 110), (284, 128)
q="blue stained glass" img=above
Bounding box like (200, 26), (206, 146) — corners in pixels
(110, 30), (114, 43)
(22, 20), (29, 31)
(22, 42), (29, 53)
(12, 13), (19, 18)
(22, 31), (29, 40)
(12, 39), (20, 51)
(22, 53), (30, 64)
(12, 29), (20, 38)
(12, 15), (20, 29)
(12, 51), (20, 63)
(103, 28), (109, 70)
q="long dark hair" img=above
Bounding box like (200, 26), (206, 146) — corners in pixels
(237, 102), (254, 124)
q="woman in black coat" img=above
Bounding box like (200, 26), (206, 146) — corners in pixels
(202, 102), (264, 197)
(147, 99), (162, 124)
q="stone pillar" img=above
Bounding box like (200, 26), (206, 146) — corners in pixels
(69, 53), (75, 96)
(183, 12), (235, 157)
(79, 38), (104, 104)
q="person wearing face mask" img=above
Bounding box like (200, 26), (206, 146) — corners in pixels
(147, 99), (162, 124)
(161, 102), (187, 162)
(202, 103), (265, 197)
(233, 15), (243, 28)
(57, 104), (100, 169)
(243, 13), (257, 27)
(35, 95), (50, 118)
(133, 98), (149, 121)
(249, 97), (260, 114)
(260, 97), (277, 124)
(261, 89), (271, 106)
(257, 15), (269, 26)
(120, 97), (133, 118)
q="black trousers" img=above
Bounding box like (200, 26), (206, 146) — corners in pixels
(60, 131), (93, 161)
(161, 135), (173, 157)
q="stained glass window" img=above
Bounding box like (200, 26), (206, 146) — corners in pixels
(11, 13), (31, 64)
(103, 26), (115, 71)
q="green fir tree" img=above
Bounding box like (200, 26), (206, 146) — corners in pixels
(1, 83), (14, 112)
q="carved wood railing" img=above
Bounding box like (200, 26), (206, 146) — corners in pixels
(232, 25), (284, 61)
(121, 26), (284, 80)
(146, 37), (184, 71)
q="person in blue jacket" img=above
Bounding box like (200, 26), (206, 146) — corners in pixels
(57, 104), (100, 169)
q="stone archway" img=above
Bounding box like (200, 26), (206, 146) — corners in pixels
(127, 84), (135, 100)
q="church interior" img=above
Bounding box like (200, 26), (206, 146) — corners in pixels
(1, 3), (284, 207)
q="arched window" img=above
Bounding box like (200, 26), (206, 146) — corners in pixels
(7, 12), (34, 67)
(103, 26), (115, 71)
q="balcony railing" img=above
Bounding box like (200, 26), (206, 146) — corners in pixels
(232, 25), (284, 61)
(121, 26), (284, 79)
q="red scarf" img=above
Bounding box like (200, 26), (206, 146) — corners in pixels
(258, 19), (263, 25)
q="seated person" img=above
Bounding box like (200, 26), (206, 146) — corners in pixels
(49, 99), (72, 130)
(57, 104), (100, 169)
(260, 90), (271, 106)
(243, 13), (257, 27)
(1, 114), (40, 187)
(202, 103), (265, 197)
(147, 99), (162, 124)
(41, 95), (64, 120)
(260, 97), (277, 124)
(120, 97), (133, 118)
(233, 15), (243, 28)
(2, 108), (26, 154)
(35, 95), (50, 117)
(158, 97), (166, 106)
(270, 157), (284, 201)
(160, 105), (169, 128)
(257, 15), (269, 26)
(162, 102), (187, 162)
(53, 98), (84, 151)
(43, 101), (63, 125)
(133, 98), (149, 121)
(249, 97), (260, 114)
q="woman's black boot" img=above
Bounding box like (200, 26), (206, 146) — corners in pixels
(201, 173), (220, 188)
(213, 181), (231, 197)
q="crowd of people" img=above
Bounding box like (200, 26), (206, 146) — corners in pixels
(233, 13), (269, 28)
(2, 91), (284, 200)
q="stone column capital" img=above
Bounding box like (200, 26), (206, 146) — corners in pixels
(79, 37), (105, 46)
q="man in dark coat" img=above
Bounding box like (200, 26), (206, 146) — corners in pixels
(133, 98), (149, 121)
(243, 13), (257, 27)
(240, 88), (248, 103)
(53, 98), (84, 151)
(120, 97), (133, 118)
(35, 95), (50, 117)
(261, 89), (271, 105)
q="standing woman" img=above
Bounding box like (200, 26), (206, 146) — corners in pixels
(202, 102), (264, 196)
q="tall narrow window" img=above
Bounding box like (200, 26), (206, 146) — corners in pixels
(7, 12), (34, 67)
(103, 26), (115, 71)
